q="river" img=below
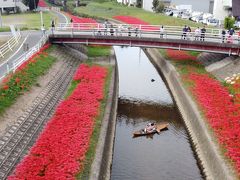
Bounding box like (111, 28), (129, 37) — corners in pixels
(110, 46), (203, 180)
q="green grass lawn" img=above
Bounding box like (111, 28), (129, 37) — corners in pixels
(87, 45), (111, 57)
(73, 2), (202, 27)
(1, 11), (58, 30)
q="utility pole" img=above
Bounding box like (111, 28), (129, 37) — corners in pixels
(0, 9), (2, 28)
(40, 11), (43, 28)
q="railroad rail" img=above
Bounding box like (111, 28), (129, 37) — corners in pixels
(0, 50), (79, 179)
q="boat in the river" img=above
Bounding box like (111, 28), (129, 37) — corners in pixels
(133, 123), (169, 137)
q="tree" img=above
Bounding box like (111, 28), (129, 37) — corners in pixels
(224, 16), (235, 30)
(24, 0), (39, 10)
(152, 0), (159, 12)
(136, 0), (142, 8)
(156, 1), (165, 13)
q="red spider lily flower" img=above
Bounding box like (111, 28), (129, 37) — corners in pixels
(3, 85), (9, 90)
(15, 77), (21, 84)
(9, 64), (108, 179)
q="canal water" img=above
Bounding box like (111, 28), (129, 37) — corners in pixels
(110, 46), (203, 180)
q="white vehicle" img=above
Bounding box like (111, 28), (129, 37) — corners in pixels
(207, 18), (220, 26)
(173, 10), (183, 18)
(202, 13), (213, 24)
(190, 11), (203, 21)
(164, 8), (174, 16)
(181, 12), (191, 20)
(234, 21), (240, 28)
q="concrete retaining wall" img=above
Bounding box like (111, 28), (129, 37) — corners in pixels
(144, 48), (237, 180)
(89, 51), (119, 180)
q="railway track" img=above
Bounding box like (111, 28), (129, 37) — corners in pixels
(0, 50), (80, 179)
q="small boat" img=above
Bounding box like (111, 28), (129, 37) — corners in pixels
(133, 123), (169, 137)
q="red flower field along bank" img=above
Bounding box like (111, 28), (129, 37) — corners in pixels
(8, 64), (108, 179)
(189, 73), (240, 176)
(113, 15), (159, 31)
(166, 49), (240, 176)
(65, 13), (98, 30)
(166, 49), (197, 61)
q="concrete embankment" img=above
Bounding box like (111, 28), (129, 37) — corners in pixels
(89, 50), (118, 180)
(144, 48), (237, 180)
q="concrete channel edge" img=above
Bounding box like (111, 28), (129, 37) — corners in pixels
(144, 48), (237, 180)
(89, 49), (119, 180)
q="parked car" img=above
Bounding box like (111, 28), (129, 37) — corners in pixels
(164, 8), (174, 16)
(234, 21), (240, 28)
(173, 10), (183, 18)
(181, 12), (191, 20)
(207, 18), (220, 26)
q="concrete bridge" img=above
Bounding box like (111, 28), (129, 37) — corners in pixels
(49, 23), (240, 56)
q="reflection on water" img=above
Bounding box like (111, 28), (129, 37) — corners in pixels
(111, 47), (203, 180)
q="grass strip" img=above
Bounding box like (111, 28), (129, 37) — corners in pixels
(76, 65), (112, 179)
(0, 46), (56, 115)
(87, 45), (111, 57)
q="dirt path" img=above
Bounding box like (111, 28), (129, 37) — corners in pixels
(0, 48), (65, 136)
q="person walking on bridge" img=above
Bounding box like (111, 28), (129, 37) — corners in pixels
(104, 20), (108, 35)
(194, 27), (200, 41)
(160, 25), (164, 38)
(200, 26), (206, 41)
(221, 29), (226, 43)
(181, 25), (187, 40)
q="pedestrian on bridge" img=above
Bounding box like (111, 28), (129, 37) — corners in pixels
(118, 25), (123, 36)
(41, 24), (46, 36)
(51, 19), (55, 35)
(181, 25), (187, 40)
(160, 25), (164, 38)
(128, 27), (131, 37)
(135, 27), (139, 37)
(110, 24), (114, 36)
(104, 20), (108, 35)
(194, 27), (200, 41)
(200, 26), (206, 41)
(186, 26), (191, 40)
(221, 29), (226, 43)
(238, 31), (240, 44)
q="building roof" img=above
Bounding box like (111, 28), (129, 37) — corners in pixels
(233, 0), (240, 16)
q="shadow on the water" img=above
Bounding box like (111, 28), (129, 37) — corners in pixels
(118, 97), (184, 131)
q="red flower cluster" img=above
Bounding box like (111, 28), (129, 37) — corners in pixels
(113, 15), (149, 25)
(166, 49), (197, 61)
(65, 12), (97, 23)
(65, 13), (98, 30)
(38, 0), (47, 7)
(189, 73), (240, 175)
(9, 64), (108, 179)
(113, 15), (158, 31)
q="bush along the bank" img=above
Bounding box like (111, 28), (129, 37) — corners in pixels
(8, 64), (108, 179)
(0, 44), (55, 115)
(162, 49), (240, 177)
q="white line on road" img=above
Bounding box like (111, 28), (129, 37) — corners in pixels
(0, 34), (29, 67)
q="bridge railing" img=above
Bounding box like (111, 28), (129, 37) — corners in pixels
(55, 23), (239, 45)
(0, 32), (21, 58)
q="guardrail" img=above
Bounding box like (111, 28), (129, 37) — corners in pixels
(0, 32), (21, 58)
(0, 34), (49, 81)
(55, 23), (240, 45)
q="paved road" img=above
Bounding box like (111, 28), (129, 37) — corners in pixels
(0, 10), (68, 80)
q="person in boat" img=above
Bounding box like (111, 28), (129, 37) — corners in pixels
(144, 122), (156, 133)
